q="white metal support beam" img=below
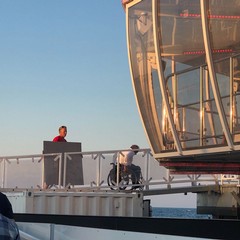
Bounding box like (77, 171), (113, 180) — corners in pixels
(200, 0), (234, 150)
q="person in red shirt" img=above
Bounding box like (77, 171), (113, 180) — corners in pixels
(53, 126), (67, 142)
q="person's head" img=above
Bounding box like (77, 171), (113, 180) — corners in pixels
(130, 144), (139, 154)
(59, 126), (67, 138)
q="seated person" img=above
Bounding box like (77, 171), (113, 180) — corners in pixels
(118, 145), (141, 189)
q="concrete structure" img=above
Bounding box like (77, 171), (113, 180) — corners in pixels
(197, 184), (240, 219)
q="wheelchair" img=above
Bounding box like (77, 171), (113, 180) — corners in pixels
(107, 163), (143, 190)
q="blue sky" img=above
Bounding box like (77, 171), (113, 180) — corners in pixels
(0, 1), (197, 208)
(0, 1), (149, 155)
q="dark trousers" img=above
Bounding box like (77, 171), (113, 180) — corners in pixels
(128, 164), (141, 183)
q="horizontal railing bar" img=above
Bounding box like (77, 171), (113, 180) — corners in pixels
(165, 52), (240, 82)
(142, 184), (220, 196)
(0, 177), (219, 192)
(0, 149), (150, 161)
(0, 153), (61, 160)
(173, 93), (240, 111)
(63, 148), (151, 157)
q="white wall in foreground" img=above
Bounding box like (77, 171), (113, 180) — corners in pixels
(18, 223), (209, 240)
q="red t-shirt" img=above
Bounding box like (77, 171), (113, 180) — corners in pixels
(53, 136), (67, 142)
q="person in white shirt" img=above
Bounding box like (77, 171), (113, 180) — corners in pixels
(118, 145), (141, 189)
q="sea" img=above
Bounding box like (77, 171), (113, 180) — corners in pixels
(152, 208), (211, 219)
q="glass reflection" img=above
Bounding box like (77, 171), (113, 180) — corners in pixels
(128, 1), (164, 153)
(127, 0), (240, 155)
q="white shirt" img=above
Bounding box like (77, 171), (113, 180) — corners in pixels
(118, 150), (135, 166)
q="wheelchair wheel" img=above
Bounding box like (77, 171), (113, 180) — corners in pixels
(107, 170), (128, 190)
(107, 168), (118, 190)
(120, 168), (137, 190)
(107, 167), (137, 190)
(138, 175), (144, 191)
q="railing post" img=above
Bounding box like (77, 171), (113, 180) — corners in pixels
(230, 57), (234, 134)
(145, 151), (149, 187)
(173, 73), (178, 127)
(50, 224), (55, 240)
(143, 149), (152, 190)
(221, 174), (225, 185)
(41, 155), (44, 188)
(58, 153), (63, 188)
(63, 153), (73, 188)
(96, 154), (101, 187)
(1, 159), (6, 188)
(181, 106), (186, 149)
(116, 152), (120, 189)
(165, 169), (172, 189)
(200, 66), (204, 146)
(188, 174), (200, 187)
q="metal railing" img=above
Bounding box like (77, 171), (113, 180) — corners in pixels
(0, 148), (238, 191)
(165, 53), (240, 84)
(0, 153), (62, 188)
(163, 53), (240, 150)
(63, 148), (154, 189)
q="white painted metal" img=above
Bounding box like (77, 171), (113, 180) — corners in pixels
(2, 158), (6, 188)
(7, 190), (144, 217)
(57, 154), (62, 188)
(200, 67), (204, 146)
(125, 0), (142, 8)
(230, 57), (234, 134)
(143, 149), (152, 190)
(154, 145), (240, 159)
(116, 152), (121, 189)
(0, 148), (235, 191)
(0, 153), (62, 188)
(17, 223), (211, 240)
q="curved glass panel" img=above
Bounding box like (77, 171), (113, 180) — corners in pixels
(128, 0), (164, 153)
(232, 55), (240, 142)
(160, 0), (205, 72)
(127, 0), (240, 158)
(158, 0), (207, 150)
(209, 0), (240, 62)
(171, 69), (201, 149)
(202, 70), (223, 146)
(208, 0), (240, 143)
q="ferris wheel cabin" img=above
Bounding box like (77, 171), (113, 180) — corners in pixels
(123, 0), (240, 174)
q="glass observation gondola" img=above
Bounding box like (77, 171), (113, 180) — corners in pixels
(123, 0), (240, 174)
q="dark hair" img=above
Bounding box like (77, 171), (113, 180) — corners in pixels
(130, 144), (139, 154)
(130, 144), (139, 150)
(59, 126), (67, 132)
